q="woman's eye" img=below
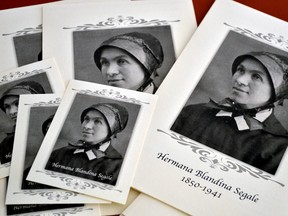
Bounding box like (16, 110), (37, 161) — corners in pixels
(83, 116), (90, 121)
(253, 73), (262, 81)
(236, 66), (244, 74)
(94, 119), (102, 124)
(117, 58), (127, 65)
(100, 59), (109, 66)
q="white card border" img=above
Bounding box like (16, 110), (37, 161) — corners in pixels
(132, 0), (288, 215)
(5, 94), (110, 204)
(28, 80), (157, 204)
(43, 0), (197, 85)
(2, 178), (102, 216)
(0, 5), (42, 73)
(0, 58), (65, 178)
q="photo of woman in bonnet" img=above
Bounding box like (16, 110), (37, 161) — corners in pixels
(0, 81), (46, 164)
(73, 26), (176, 93)
(94, 31), (164, 93)
(171, 51), (288, 175)
(45, 101), (131, 185)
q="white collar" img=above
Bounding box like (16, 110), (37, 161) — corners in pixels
(216, 109), (273, 130)
(143, 82), (155, 94)
(73, 141), (110, 160)
(98, 141), (110, 151)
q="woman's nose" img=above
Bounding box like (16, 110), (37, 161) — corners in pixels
(105, 63), (119, 76)
(84, 120), (94, 129)
(236, 73), (250, 86)
(9, 105), (18, 115)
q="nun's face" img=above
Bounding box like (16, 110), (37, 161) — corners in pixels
(81, 110), (110, 145)
(3, 95), (19, 122)
(99, 47), (147, 90)
(231, 58), (273, 109)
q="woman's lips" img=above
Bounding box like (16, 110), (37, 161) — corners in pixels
(233, 86), (248, 94)
(108, 79), (123, 83)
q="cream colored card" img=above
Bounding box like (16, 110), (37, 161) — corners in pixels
(0, 178), (6, 216)
(42, 0), (197, 87)
(0, 58), (65, 179)
(0, 5), (42, 72)
(28, 80), (157, 204)
(100, 189), (139, 215)
(5, 94), (108, 204)
(121, 193), (188, 216)
(6, 204), (101, 216)
(133, 0), (288, 215)
(2, 178), (101, 216)
(0, 0), (128, 74)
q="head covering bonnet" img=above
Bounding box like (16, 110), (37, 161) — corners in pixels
(94, 32), (164, 76)
(0, 81), (45, 111)
(232, 51), (288, 104)
(81, 103), (129, 136)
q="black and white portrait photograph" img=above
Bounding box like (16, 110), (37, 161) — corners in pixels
(171, 30), (288, 175)
(45, 93), (141, 186)
(5, 93), (106, 205)
(73, 25), (176, 94)
(13, 33), (42, 66)
(22, 106), (57, 189)
(0, 73), (53, 165)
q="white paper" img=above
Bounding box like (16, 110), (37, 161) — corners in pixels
(122, 193), (189, 216)
(0, 58), (65, 178)
(0, 178), (7, 216)
(43, 0), (197, 86)
(0, 5), (42, 72)
(100, 189), (140, 215)
(6, 94), (109, 204)
(2, 176), (101, 216)
(133, 0), (288, 215)
(0, 0), (129, 74)
(28, 80), (157, 204)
